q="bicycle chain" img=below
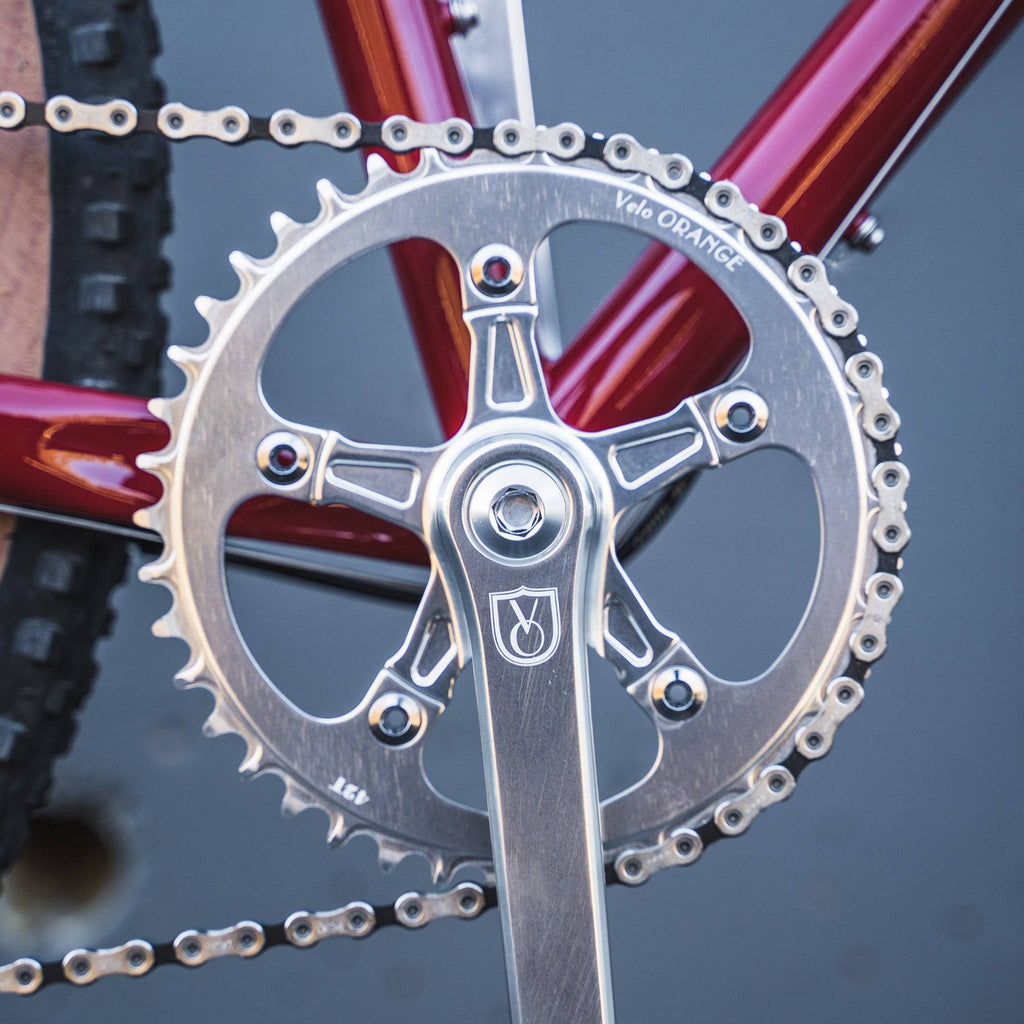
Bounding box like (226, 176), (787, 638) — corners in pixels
(0, 883), (495, 994)
(0, 91), (908, 996)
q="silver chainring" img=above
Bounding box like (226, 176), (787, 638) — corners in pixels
(137, 145), (907, 883)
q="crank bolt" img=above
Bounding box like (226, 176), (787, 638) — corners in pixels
(483, 257), (511, 288)
(714, 388), (769, 443)
(652, 666), (706, 721)
(257, 431), (310, 485)
(369, 693), (424, 746)
(468, 462), (567, 560)
(470, 243), (524, 297)
(491, 486), (543, 540)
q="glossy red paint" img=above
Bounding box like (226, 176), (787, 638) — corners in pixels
(318, 0), (474, 438)
(0, 374), (427, 564)
(548, 0), (1024, 430)
(0, 374), (164, 520)
(0, 0), (1018, 563)
(321, 0), (1022, 434)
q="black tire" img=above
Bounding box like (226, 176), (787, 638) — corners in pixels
(0, 0), (170, 876)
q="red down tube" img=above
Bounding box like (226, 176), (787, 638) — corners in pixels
(0, 0), (1019, 561)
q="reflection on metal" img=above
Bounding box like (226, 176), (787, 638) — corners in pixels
(821, 0), (1018, 256)
(450, 0), (562, 358)
(133, 143), (904, 1022)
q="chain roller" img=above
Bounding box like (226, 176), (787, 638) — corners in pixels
(395, 881), (488, 927)
(45, 94), (137, 135)
(491, 117), (587, 158)
(0, 959), (43, 996)
(0, 90), (26, 128)
(849, 571), (903, 662)
(714, 766), (796, 836)
(704, 179), (787, 250)
(174, 921), (265, 966)
(157, 102), (250, 142)
(788, 254), (859, 336)
(796, 677), (865, 759)
(284, 901), (375, 946)
(872, 461), (911, 553)
(613, 827), (703, 886)
(63, 941), (155, 984)
(600, 132), (693, 189)
(846, 351), (901, 442)
(381, 114), (474, 154)
(268, 109), (361, 149)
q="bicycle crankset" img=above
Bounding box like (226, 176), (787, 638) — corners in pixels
(131, 137), (907, 1012)
(0, 95), (909, 1009)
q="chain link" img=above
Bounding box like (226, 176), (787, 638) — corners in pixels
(0, 890), (494, 995)
(0, 90), (908, 995)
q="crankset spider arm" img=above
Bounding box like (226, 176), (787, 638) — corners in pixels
(579, 336), (799, 515)
(312, 432), (441, 535)
(239, 399), (441, 537)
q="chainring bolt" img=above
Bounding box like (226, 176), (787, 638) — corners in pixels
(368, 693), (424, 746)
(257, 431), (310, 485)
(714, 388), (769, 443)
(663, 678), (695, 712)
(652, 666), (706, 721)
(470, 244), (524, 297)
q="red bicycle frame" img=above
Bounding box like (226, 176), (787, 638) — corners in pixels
(0, 0), (1019, 567)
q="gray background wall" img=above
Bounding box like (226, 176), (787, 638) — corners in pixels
(2, 2), (1022, 1021)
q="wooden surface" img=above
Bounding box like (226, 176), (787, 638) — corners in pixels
(0, 0), (49, 573)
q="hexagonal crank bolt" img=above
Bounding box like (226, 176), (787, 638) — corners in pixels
(714, 388), (769, 444)
(845, 210), (885, 252)
(491, 486), (544, 540)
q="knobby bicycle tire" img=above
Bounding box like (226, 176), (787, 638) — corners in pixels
(0, 0), (170, 878)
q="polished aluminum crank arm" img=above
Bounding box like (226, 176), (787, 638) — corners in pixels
(431, 427), (617, 1024)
